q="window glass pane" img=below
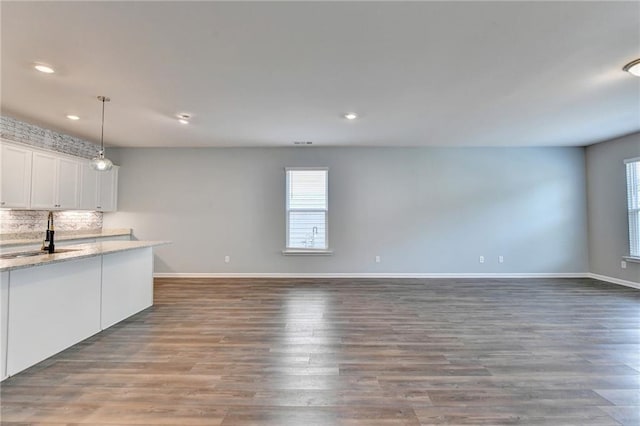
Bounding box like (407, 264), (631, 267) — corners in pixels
(630, 210), (640, 257)
(288, 170), (327, 209)
(627, 161), (640, 257)
(627, 162), (640, 210)
(288, 211), (326, 249)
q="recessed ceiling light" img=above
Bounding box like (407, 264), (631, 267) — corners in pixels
(177, 113), (191, 124)
(66, 115), (80, 120)
(34, 64), (55, 74)
(623, 58), (640, 77)
(344, 112), (358, 120)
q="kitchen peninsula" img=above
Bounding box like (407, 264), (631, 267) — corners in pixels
(0, 240), (168, 381)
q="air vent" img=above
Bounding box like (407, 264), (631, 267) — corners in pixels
(293, 141), (313, 145)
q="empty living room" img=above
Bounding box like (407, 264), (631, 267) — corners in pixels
(0, 1), (639, 425)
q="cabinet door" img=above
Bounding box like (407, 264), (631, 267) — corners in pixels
(97, 167), (118, 212)
(79, 163), (98, 210)
(1, 271), (8, 381)
(0, 144), (32, 208)
(56, 157), (80, 209)
(30, 152), (58, 209)
(101, 248), (153, 329)
(7, 257), (102, 376)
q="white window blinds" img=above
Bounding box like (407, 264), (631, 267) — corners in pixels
(286, 168), (328, 250)
(626, 158), (640, 257)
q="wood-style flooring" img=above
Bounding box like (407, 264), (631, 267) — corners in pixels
(1, 277), (639, 425)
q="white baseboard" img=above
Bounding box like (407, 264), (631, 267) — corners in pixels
(154, 272), (639, 290)
(588, 273), (640, 290)
(154, 272), (589, 279)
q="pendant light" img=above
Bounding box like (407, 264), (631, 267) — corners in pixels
(623, 58), (640, 77)
(90, 95), (114, 171)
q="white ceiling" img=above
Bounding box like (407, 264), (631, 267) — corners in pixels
(1, 1), (639, 148)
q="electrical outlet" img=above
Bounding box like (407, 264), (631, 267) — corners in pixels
(375, 255), (381, 263)
(224, 255), (230, 264)
(479, 256), (485, 264)
(621, 260), (627, 269)
(498, 255), (504, 264)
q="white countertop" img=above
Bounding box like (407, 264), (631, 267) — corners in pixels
(0, 240), (169, 272)
(0, 228), (132, 247)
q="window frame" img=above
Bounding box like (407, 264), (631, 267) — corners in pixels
(283, 167), (332, 255)
(625, 157), (640, 260)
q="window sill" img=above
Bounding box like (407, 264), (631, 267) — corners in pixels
(623, 256), (640, 264)
(282, 249), (333, 256)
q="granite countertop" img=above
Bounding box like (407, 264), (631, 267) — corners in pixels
(0, 240), (170, 272)
(0, 228), (132, 247)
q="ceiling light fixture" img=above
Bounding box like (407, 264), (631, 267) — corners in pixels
(177, 113), (191, 124)
(90, 96), (114, 172)
(34, 64), (55, 74)
(623, 58), (640, 77)
(66, 114), (80, 121)
(344, 112), (358, 120)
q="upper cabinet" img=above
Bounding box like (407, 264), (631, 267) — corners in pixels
(79, 163), (98, 210)
(31, 152), (80, 210)
(0, 140), (118, 212)
(79, 163), (118, 212)
(97, 167), (118, 212)
(0, 143), (32, 208)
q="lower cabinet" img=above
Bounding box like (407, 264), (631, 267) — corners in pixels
(1, 272), (8, 381)
(7, 257), (102, 376)
(101, 248), (153, 329)
(2, 247), (154, 379)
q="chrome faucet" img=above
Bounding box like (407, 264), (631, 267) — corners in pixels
(42, 211), (55, 253)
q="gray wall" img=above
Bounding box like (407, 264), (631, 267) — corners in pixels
(586, 133), (640, 283)
(104, 147), (588, 274)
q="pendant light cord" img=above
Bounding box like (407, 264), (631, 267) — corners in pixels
(97, 95), (110, 153)
(100, 97), (105, 152)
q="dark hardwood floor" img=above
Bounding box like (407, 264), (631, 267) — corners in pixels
(1, 277), (639, 425)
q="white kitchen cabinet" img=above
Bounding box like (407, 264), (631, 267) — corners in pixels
(1, 243), (158, 380)
(0, 141), (117, 211)
(1, 271), (8, 381)
(101, 247), (153, 329)
(78, 163), (98, 210)
(79, 164), (118, 212)
(31, 151), (80, 210)
(0, 143), (32, 208)
(97, 166), (118, 212)
(30, 152), (56, 209)
(57, 157), (80, 208)
(7, 257), (102, 376)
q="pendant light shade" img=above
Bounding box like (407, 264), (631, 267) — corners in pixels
(623, 58), (640, 77)
(90, 96), (114, 172)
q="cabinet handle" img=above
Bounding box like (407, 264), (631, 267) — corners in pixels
(96, 206), (102, 209)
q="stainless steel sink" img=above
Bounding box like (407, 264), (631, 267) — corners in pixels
(0, 251), (42, 259)
(0, 248), (80, 259)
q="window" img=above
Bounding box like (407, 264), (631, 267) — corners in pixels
(626, 158), (640, 258)
(285, 168), (329, 252)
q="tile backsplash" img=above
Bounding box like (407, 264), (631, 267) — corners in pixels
(0, 115), (101, 159)
(0, 210), (103, 234)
